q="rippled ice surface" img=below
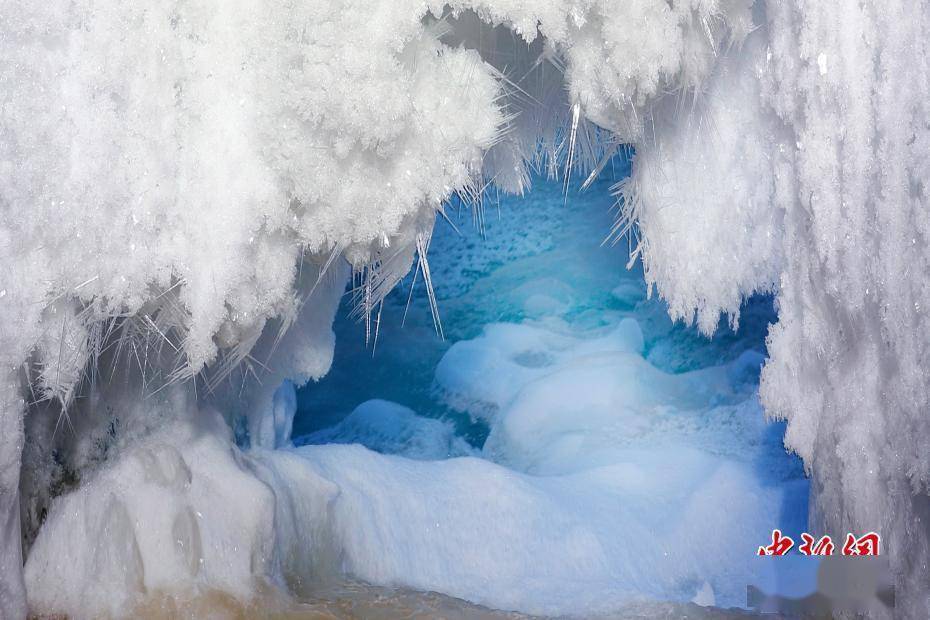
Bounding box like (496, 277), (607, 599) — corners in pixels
(291, 168), (808, 616)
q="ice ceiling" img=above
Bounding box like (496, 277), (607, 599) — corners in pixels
(2, 0), (930, 616)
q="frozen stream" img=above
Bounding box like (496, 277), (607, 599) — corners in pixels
(285, 169), (809, 615)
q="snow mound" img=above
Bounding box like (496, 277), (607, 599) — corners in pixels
(262, 312), (802, 615)
(24, 293), (807, 618)
(296, 399), (475, 460)
(258, 442), (802, 616)
(24, 406), (280, 618)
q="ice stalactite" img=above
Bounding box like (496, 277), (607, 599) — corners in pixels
(760, 1), (930, 615)
(621, 2), (930, 615)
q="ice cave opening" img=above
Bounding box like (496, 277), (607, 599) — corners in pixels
(278, 165), (811, 614)
(16, 156), (817, 618)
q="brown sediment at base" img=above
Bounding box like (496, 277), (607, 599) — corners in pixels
(125, 579), (529, 620)
(36, 579), (774, 619)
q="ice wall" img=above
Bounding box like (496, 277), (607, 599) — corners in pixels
(23, 403), (279, 618)
(621, 2), (930, 615)
(760, 2), (930, 613)
(0, 2), (497, 611)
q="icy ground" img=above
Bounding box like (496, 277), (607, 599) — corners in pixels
(284, 172), (809, 615)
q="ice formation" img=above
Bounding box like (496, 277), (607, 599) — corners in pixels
(625, 2), (930, 614)
(24, 175), (808, 616)
(1, 0), (928, 617)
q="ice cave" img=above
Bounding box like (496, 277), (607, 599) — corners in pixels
(1, 1), (927, 618)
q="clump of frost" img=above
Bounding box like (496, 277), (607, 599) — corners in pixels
(452, 0), (754, 141)
(0, 0), (506, 379)
(610, 2), (930, 615)
(758, 2), (930, 615)
(620, 21), (786, 334)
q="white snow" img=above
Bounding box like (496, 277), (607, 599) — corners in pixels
(297, 399), (475, 460)
(24, 310), (806, 616)
(24, 403), (280, 618)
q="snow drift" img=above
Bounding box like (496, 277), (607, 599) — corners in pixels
(1, 0), (928, 617)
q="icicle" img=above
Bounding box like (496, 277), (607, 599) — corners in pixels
(415, 232), (444, 340)
(562, 102), (581, 200)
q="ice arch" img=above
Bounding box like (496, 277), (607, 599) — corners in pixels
(2, 0), (929, 616)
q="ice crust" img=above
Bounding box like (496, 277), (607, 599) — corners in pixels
(24, 405), (279, 618)
(3, 0), (930, 616)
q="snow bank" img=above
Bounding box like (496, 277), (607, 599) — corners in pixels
(24, 401), (280, 618)
(25, 314), (805, 617)
(259, 313), (804, 614)
(259, 441), (800, 616)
